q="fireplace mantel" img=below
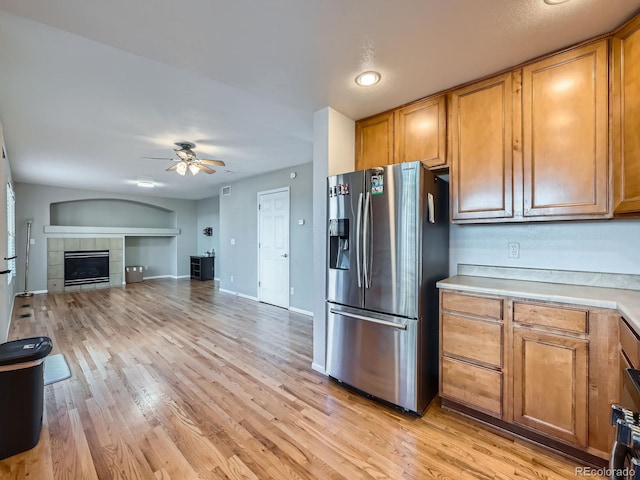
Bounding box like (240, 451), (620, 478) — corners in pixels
(44, 226), (180, 236)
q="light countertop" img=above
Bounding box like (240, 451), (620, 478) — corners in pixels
(437, 275), (640, 333)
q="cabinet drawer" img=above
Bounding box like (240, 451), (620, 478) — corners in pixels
(441, 291), (503, 320)
(620, 317), (640, 368)
(513, 302), (588, 333)
(441, 357), (502, 417)
(442, 314), (502, 367)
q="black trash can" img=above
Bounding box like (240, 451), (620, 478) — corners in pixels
(0, 336), (52, 460)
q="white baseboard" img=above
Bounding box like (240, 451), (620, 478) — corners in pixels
(176, 275), (191, 279)
(289, 306), (313, 317)
(219, 288), (236, 295)
(143, 275), (173, 280)
(214, 277), (221, 282)
(237, 292), (258, 301)
(312, 362), (327, 376)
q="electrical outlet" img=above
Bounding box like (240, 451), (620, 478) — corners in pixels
(144, 265), (148, 271)
(230, 238), (235, 245)
(230, 275), (234, 283)
(508, 242), (520, 258)
(290, 287), (294, 295)
(29, 238), (35, 245)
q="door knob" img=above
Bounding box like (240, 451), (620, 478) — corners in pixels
(281, 253), (288, 258)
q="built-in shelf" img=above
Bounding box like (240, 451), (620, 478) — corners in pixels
(44, 226), (181, 236)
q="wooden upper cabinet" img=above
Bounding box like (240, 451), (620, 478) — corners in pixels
(355, 96), (447, 171)
(613, 16), (640, 215)
(521, 40), (610, 218)
(450, 72), (515, 221)
(395, 95), (447, 169)
(355, 111), (394, 170)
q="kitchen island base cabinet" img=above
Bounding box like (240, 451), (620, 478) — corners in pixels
(439, 289), (618, 463)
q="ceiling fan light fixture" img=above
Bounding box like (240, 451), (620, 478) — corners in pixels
(136, 181), (155, 188)
(189, 164), (200, 175)
(176, 162), (188, 176)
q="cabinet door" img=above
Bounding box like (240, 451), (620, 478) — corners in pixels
(513, 328), (588, 446)
(395, 95), (447, 169)
(522, 41), (609, 218)
(450, 73), (515, 221)
(355, 111), (394, 171)
(613, 17), (640, 214)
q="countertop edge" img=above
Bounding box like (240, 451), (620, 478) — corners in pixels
(437, 276), (640, 333)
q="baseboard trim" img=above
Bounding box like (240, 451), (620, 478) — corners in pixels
(311, 362), (327, 376)
(143, 275), (173, 280)
(237, 292), (259, 302)
(219, 288), (236, 295)
(289, 306), (313, 317)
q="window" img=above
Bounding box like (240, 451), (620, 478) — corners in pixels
(7, 182), (15, 284)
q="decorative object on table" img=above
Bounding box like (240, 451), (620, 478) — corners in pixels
(203, 227), (213, 236)
(17, 219), (34, 297)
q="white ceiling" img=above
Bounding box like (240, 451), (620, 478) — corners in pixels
(0, 0), (638, 200)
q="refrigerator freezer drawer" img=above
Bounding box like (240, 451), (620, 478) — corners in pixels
(326, 304), (422, 413)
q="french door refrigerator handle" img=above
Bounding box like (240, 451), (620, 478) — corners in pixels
(363, 192), (371, 288)
(356, 192), (363, 288)
(329, 309), (407, 330)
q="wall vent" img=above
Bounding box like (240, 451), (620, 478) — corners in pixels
(221, 186), (231, 196)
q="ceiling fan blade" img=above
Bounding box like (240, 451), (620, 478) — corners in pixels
(141, 156), (174, 160)
(165, 164), (179, 172)
(196, 164), (216, 174)
(199, 159), (226, 166)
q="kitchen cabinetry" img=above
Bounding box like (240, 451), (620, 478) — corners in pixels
(522, 41), (609, 219)
(449, 73), (515, 221)
(619, 316), (640, 410)
(450, 40), (610, 223)
(355, 95), (447, 171)
(395, 95), (447, 169)
(439, 290), (618, 460)
(190, 256), (214, 281)
(355, 111), (394, 170)
(440, 292), (504, 417)
(512, 303), (589, 446)
(612, 15), (640, 215)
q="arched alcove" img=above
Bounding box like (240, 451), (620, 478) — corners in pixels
(50, 199), (176, 228)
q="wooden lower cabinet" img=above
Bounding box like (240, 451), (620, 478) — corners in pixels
(441, 357), (502, 417)
(439, 289), (619, 462)
(512, 328), (588, 446)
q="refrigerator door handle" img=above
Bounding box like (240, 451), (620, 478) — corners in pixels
(356, 192), (363, 288)
(329, 309), (408, 330)
(363, 191), (371, 289)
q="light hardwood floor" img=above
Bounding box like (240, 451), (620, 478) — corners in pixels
(0, 280), (604, 479)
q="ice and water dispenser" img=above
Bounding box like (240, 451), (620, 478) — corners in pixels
(328, 218), (349, 270)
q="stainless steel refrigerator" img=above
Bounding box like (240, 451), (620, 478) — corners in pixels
(326, 161), (448, 414)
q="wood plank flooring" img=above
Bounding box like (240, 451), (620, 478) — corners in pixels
(0, 280), (604, 479)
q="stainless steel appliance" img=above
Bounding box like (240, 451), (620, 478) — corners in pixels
(326, 161), (448, 414)
(610, 369), (640, 479)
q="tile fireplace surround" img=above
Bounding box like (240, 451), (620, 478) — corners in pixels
(47, 237), (124, 293)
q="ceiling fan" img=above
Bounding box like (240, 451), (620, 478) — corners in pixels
(142, 141), (225, 176)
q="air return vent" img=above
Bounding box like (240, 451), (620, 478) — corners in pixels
(221, 186), (231, 196)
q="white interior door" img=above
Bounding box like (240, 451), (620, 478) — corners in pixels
(258, 188), (289, 308)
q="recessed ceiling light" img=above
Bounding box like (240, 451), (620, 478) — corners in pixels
(355, 71), (381, 87)
(543, 0), (571, 4)
(137, 181), (155, 188)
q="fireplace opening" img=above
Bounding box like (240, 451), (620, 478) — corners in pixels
(64, 250), (109, 286)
